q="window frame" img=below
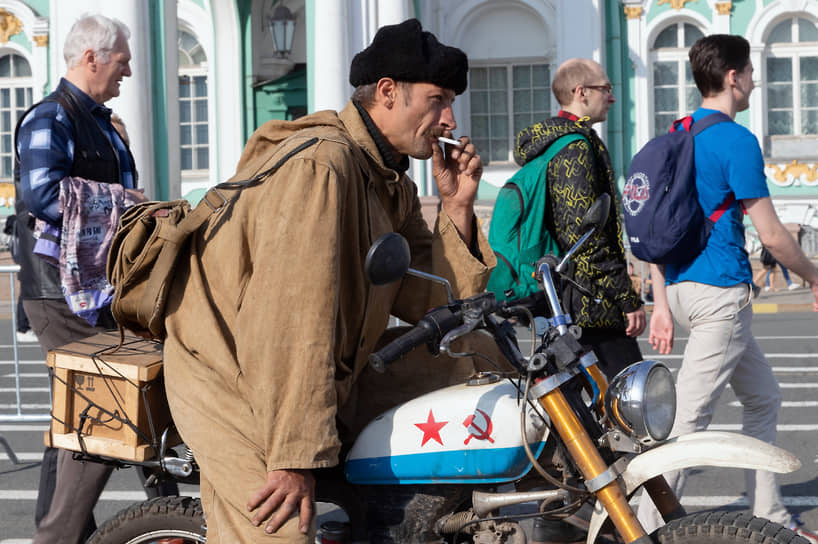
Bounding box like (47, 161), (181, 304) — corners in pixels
(764, 16), (818, 140)
(178, 30), (209, 175)
(649, 22), (703, 138)
(468, 60), (552, 165)
(0, 52), (33, 183)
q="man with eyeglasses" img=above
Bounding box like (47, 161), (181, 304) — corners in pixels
(490, 58), (645, 380)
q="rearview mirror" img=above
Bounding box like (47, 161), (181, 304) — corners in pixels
(365, 232), (411, 286)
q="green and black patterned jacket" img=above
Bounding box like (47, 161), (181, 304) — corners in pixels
(514, 116), (642, 331)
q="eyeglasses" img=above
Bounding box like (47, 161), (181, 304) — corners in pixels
(584, 84), (613, 94)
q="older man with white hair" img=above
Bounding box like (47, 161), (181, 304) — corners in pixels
(14, 13), (145, 544)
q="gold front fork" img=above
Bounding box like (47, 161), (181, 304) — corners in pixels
(538, 386), (648, 543)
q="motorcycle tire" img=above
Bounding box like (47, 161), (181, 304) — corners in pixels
(86, 496), (206, 544)
(654, 511), (808, 543)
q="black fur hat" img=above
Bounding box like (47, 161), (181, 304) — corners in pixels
(349, 18), (468, 95)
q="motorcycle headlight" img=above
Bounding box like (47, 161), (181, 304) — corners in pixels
(604, 360), (676, 445)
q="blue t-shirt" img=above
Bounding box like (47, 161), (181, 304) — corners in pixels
(664, 108), (769, 287)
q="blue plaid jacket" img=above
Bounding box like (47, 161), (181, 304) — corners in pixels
(17, 78), (135, 226)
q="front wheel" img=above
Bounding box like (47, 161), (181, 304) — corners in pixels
(87, 496), (206, 544)
(654, 511), (808, 543)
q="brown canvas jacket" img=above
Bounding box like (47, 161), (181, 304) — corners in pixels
(163, 101), (495, 473)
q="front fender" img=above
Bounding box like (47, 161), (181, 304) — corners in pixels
(586, 431), (801, 543)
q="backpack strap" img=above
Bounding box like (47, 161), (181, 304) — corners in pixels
(671, 113), (744, 223)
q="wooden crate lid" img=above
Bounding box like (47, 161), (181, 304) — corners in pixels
(46, 331), (164, 381)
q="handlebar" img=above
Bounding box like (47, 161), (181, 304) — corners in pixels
(368, 306), (462, 372)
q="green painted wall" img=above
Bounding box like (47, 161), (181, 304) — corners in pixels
(236, 0), (253, 141)
(26, 0), (48, 16)
(605, 0), (632, 189)
(730, 0), (756, 37)
(647, 0), (712, 24)
(10, 32), (31, 53)
(149, 0), (170, 201)
(253, 65), (307, 126)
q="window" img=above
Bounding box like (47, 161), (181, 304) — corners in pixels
(765, 17), (818, 137)
(470, 63), (550, 163)
(178, 30), (208, 172)
(0, 53), (32, 182)
(651, 23), (703, 136)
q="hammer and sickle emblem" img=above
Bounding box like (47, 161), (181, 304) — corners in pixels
(462, 408), (495, 445)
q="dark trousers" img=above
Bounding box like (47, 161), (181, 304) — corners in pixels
(16, 294), (30, 332)
(579, 326), (643, 380)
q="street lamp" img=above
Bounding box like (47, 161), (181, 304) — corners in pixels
(268, 5), (295, 58)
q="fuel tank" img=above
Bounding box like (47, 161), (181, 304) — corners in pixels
(345, 374), (550, 485)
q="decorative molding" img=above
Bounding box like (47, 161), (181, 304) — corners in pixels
(0, 8), (23, 44)
(33, 34), (48, 47)
(624, 6), (643, 19)
(657, 0), (696, 10)
(715, 2), (732, 16)
(765, 160), (818, 187)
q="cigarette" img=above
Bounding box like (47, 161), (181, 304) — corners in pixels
(437, 136), (463, 147)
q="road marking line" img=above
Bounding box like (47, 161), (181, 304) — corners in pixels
(629, 495), (818, 507)
(709, 424), (818, 431)
(0, 425), (48, 431)
(0, 387), (49, 392)
(0, 490), (201, 500)
(0, 361), (45, 365)
(0, 452), (42, 461)
(641, 336), (818, 342)
(650, 354), (818, 360)
(1, 373), (48, 378)
(729, 400), (818, 407)
(0, 403), (51, 409)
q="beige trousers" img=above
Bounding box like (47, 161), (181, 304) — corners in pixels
(637, 282), (789, 532)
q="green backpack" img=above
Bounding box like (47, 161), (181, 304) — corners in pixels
(487, 133), (585, 302)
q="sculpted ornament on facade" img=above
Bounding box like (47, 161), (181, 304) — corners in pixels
(624, 6), (643, 19)
(0, 9), (23, 44)
(715, 2), (733, 15)
(657, 0), (697, 9)
(765, 160), (818, 187)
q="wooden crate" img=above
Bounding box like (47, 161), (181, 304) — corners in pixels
(45, 331), (179, 461)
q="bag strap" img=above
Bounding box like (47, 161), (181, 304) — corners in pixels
(128, 136), (320, 336)
(542, 133), (586, 165)
(670, 113), (743, 223)
(174, 136), (320, 239)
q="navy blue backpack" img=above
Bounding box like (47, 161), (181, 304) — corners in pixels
(622, 112), (736, 265)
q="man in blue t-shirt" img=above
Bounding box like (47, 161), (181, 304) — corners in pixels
(638, 35), (818, 538)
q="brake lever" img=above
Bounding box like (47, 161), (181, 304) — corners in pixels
(439, 292), (498, 357)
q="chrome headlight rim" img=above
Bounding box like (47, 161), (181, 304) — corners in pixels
(604, 360), (676, 446)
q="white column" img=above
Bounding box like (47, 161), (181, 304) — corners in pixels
(376, 0), (409, 26)
(50, 0), (155, 194)
(313, 0), (349, 112)
(713, 2), (732, 34)
(624, 3), (649, 148)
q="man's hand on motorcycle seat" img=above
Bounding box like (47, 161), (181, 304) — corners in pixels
(247, 468), (315, 535)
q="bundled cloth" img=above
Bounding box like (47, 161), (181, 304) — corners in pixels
(33, 177), (139, 325)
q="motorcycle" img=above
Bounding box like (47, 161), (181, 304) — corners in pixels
(87, 194), (809, 544)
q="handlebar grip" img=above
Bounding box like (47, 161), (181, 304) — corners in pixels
(368, 307), (461, 373)
(368, 322), (437, 372)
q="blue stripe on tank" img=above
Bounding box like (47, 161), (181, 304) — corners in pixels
(344, 442), (548, 485)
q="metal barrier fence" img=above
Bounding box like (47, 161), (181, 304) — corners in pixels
(0, 263), (51, 422)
